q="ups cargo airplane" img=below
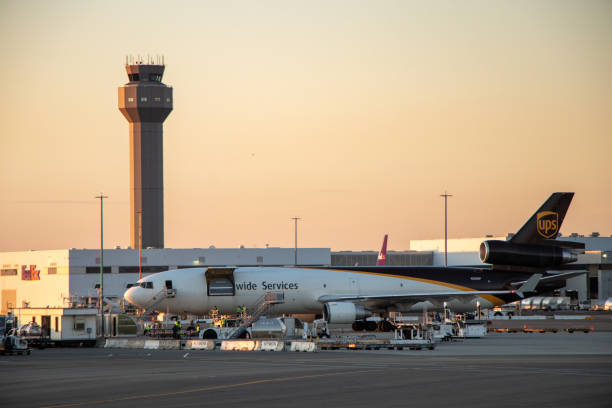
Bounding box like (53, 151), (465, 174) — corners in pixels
(124, 193), (585, 328)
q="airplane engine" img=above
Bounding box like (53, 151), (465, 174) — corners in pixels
(323, 302), (370, 324)
(479, 240), (577, 267)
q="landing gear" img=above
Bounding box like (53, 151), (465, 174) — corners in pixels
(351, 319), (396, 332)
(378, 320), (396, 332)
(352, 321), (365, 331)
(365, 321), (378, 331)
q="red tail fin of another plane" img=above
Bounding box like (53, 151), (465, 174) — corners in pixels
(376, 234), (388, 266)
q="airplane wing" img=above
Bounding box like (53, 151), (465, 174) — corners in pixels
(509, 271), (586, 287)
(318, 274), (541, 308)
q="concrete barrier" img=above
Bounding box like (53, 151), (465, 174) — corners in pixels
(144, 340), (160, 349)
(104, 339), (122, 348)
(221, 340), (260, 351)
(554, 315), (592, 320)
(125, 339), (145, 349)
(185, 340), (216, 351)
(259, 340), (285, 352)
(290, 341), (316, 352)
(157, 340), (181, 350)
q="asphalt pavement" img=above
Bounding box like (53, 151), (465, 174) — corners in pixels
(1, 332), (611, 408)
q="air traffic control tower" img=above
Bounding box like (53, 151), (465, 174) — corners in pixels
(118, 57), (172, 249)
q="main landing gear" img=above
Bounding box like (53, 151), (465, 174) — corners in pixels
(351, 319), (396, 332)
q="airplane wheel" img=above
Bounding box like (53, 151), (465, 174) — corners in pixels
(365, 321), (378, 331)
(352, 321), (365, 331)
(381, 321), (395, 332)
(202, 329), (218, 339)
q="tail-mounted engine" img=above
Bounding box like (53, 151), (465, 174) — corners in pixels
(480, 240), (579, 267)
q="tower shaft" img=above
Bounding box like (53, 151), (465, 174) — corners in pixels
(129, 122), (164, 249)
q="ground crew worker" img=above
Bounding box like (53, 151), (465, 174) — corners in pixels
(211, 306), (219, 317)
(236, 305), (242, 316)
(221, 317), (226, 327)
(144, 323), (151, 336)
(196, 324), (200, 337)
(172, 320), (180, 339)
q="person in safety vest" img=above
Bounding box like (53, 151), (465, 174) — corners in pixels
(173, 320), (181, 339)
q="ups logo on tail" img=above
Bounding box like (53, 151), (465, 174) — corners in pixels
(537, 211), (559, 238)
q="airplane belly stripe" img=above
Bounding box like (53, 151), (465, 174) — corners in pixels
(302, 268), (507, 306)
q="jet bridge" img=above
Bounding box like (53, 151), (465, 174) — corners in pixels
(205, 268), (236, 296)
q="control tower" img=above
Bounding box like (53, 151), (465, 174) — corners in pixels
(118, 57), (172, 249)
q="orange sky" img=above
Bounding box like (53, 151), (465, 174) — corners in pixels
(1, 1), (611, 252)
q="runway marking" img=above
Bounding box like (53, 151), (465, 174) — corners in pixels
(40, 369), (379, 408)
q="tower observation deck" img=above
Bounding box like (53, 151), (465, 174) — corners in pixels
(118, 57), (173, 249)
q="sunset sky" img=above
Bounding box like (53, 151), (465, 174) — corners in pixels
(1, 1), (611, 252)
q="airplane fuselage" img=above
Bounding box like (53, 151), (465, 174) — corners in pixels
(124, 266), (527, 316)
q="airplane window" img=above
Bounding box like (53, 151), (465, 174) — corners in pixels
(140, 282), (154, 289)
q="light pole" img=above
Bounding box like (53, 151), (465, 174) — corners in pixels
(291, 217), (301, 265)
(137, 210), (143, 281)
(95, 193), (108, 338)
(440, 191), (453, 266)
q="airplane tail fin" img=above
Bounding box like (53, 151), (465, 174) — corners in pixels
(510, 193), (574, 244)
(480, 193), (582, 268)
(376, 234), (388, 266)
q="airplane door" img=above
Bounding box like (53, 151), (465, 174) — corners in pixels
(205, 268), (236, 296)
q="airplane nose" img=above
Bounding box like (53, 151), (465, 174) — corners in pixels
(124, 287), (138, 306)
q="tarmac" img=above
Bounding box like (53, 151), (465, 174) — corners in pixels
(1, 332), (611, 408)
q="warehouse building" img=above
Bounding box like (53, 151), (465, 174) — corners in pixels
(0, 247), (330, 313)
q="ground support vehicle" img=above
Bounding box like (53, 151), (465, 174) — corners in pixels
(1, 329), (31, 355)
(199, 317), (252, 339)
(390, 324), (435, 350)
(453, 321), (487, 338)
(426, 323), (455, 342)
(250, 316), (308, 339)
(305, 319), (330, 339)
(17, 322), (50, 349)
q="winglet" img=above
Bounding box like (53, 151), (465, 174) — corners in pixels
(515, 273), (542, 298)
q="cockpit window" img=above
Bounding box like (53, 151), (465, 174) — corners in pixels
(140, 282), (154, 289)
